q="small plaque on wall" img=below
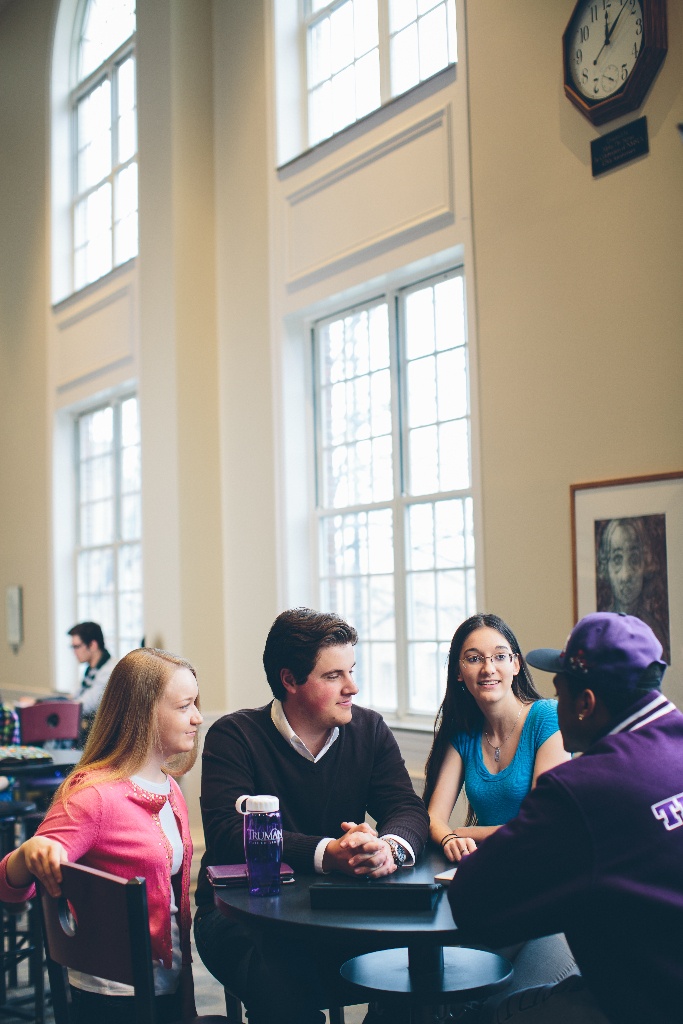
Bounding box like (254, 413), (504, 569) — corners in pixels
(591, 117), (649, 177)
(5, 585), (23, 653)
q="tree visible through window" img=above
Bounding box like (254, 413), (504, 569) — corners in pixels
(72, 0), (137, 291)
(315, 270), (475, 720)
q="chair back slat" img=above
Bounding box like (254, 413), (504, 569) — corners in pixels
(20, 702), (81, 744)
(39, 861), (137, 985)
(126, 878), (157, 1023)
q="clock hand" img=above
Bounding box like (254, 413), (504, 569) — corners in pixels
(606, 0), (631, 43)
(593, 10), (611, 66)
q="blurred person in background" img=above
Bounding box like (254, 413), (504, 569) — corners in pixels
(15, 622), (115, 749)
(68, 622), (114, 747)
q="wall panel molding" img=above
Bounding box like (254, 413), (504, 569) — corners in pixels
(56, 285), (129, 331)
(285, 106), (454, 292)
(54, 284), (134, 389)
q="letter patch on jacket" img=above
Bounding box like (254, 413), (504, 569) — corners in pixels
(651, 792), (683, 831)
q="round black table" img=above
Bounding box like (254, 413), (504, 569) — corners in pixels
(213, 847), (512, 1022)
(213, 847), (457, 944)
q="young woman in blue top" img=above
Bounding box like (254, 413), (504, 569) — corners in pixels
(424, 613), (570, 862)
(424, 614), (578, 1007)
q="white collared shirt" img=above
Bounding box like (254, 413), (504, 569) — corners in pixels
(271, 697), (340, 762)
(270, 699), (415, 872)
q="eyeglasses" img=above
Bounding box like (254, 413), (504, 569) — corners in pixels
(460, 653), (517, 667)
(71, 641), (86, 651)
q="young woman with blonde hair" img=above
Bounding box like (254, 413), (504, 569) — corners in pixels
(0, 648), (203, 1024)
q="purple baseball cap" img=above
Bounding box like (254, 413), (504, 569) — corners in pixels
(526, 612), (666, 691)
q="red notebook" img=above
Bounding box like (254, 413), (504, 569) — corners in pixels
(207, 863), (295, 887)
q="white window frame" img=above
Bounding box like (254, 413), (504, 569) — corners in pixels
(75, 393), (142, 660)
(300, 0), (457, 150)
(312, 267), (475, 726)
(70, 31), (136, 294)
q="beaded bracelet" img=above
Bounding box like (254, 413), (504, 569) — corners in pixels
(440, 832), (461, 847)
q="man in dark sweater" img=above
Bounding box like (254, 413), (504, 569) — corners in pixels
(194, 608), (429, 1024)
(448, 612), (683, 1024)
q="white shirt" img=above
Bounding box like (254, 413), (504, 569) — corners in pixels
(270, 699), (415, 872)
(69, 656), (114, 716)
(68, 774), (183, 997)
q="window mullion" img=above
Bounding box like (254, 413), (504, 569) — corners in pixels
(312, 327), (321, 510)
(74, 416), (82, 644)
(300, 15), (310, 156)
(389, 291), (409, 722)
(72, 39), (135, 101)
(111, 64), (118, 272)
(71, 99), (79, 295)
(113, 399), (122, 657)
(316, 498), (395, 518)
(303, 0), (344, 27)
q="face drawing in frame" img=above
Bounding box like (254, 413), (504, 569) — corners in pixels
(594, 514), (671, 664)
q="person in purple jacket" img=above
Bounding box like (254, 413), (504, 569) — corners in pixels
(448, 612), (683, 1024)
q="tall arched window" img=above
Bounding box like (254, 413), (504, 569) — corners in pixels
(71, 0), (137, 291)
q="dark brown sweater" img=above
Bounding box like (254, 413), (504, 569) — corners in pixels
(195, 702), (429, 907)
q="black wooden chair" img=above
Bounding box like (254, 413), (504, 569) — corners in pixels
(38, 861), (226, 1024)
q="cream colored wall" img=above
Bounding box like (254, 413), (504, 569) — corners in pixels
(137, 0), (225, 711)
(211, 0), (279, 714)
(466, 2), (683, 702)
(0, 0), (53, 696)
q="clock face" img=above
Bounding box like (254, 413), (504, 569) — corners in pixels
(569, 0), (644, 102)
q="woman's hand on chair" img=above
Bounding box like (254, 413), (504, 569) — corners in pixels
(443, 836), (477, 862)
(8, 836), (68, 897)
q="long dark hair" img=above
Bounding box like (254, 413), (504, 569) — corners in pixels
(423, 614), (541, 810)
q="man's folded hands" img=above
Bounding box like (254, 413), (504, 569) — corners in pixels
(322, 820), (396, 877)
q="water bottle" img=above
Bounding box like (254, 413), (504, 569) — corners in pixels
(235, 794), (283, 896)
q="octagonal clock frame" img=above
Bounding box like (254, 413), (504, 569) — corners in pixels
(563, 0), (667, 126)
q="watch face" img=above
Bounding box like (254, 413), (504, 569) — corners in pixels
(569, 0), (644, 102)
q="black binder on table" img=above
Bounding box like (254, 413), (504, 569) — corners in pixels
(309, 881), (441, 911)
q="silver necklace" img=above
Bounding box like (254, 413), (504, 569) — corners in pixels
(484, 704), (523, 763)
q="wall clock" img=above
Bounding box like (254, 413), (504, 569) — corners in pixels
(563, 0), (667, 125)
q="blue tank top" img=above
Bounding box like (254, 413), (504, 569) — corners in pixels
(451, 699), (560, 825)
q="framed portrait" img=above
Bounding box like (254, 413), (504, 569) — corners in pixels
(571, 472), (683, 708)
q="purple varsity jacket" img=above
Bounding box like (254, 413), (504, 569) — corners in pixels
(448, 690), (683, 1024)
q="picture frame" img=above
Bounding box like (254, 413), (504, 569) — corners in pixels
(571, 472), (683, 708)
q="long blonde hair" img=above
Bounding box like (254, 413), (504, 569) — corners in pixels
(58, 648), (199, 807)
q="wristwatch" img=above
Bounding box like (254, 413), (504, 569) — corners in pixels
(383, 838), (407, 866)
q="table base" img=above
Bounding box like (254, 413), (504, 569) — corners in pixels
(341, 945), (512, 1005)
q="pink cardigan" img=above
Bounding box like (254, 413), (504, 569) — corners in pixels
(0, 776), (192, 970)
